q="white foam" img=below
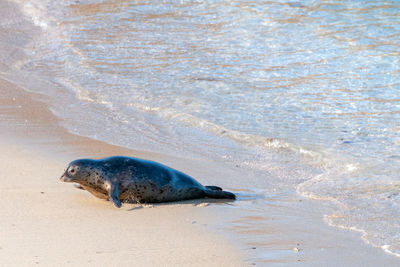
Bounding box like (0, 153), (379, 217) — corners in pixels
(382, 245), (400, 258)
(16, 1), (50, 30)
(346, 163), (358, 172)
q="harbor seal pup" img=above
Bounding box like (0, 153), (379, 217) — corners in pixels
(60, 156), (236, 208)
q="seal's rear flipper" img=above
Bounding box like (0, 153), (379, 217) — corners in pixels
(204, 189), (236, 200)
(205, 185), (223, 191)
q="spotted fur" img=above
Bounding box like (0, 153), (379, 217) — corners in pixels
(60, 156), (236, 208)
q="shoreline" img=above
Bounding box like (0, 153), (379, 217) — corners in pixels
(1, 1), (400, 264)
(2, 77), (400, 266)
(0, 77), (246, 266)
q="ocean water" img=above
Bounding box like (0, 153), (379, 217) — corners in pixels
(5, 0), (400, 258)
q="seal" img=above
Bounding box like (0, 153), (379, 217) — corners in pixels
(60, 156), (236, 208)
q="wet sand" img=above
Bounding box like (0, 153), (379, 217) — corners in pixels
(1, 77), (400, 266)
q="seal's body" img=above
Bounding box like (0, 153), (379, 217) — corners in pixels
(60, 156), (235, 208)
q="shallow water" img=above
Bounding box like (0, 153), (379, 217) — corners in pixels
(5, 0), (400, 258)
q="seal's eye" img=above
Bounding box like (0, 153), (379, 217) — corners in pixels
(68, 166), (77, 175)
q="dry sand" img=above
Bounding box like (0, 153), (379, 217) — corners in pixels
(0, 141), (245, 266)
(0, 78), (245, 266)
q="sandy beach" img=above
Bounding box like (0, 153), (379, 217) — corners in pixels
(1, 77), (400, 266)
(1, 1), (400, 265)
(0, 78), (245, 266)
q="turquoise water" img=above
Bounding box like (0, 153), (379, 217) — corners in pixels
(7, 0), (400, 257)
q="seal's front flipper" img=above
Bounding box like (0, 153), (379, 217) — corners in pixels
(74, 184), (85, 190)
(107, 181), (122, 208)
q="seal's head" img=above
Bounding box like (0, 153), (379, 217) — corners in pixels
(60, 159), (92, 183)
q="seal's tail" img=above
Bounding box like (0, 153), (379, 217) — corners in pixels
(204, 187), (236, 200)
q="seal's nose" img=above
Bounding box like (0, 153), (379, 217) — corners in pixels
(60, 171), (69, 182)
